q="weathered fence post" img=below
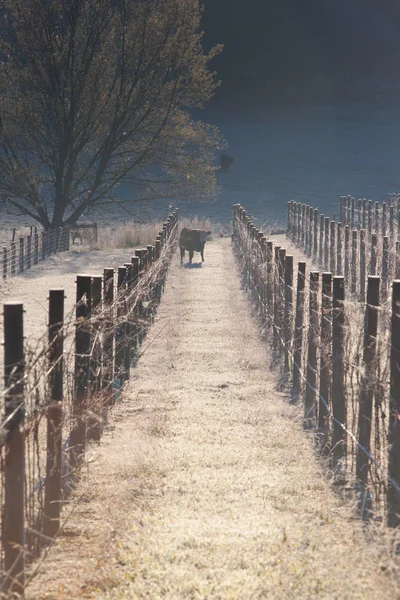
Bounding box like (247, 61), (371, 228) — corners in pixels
(3, 302), (25, 596)
(319, 214), (324, 269)
(115, 266), (127, 389)
(337, 222), (343, 276)
(351, 230), (358, 296)
(313, 208), (318, 260)
(356, 277), (380, 497)
(70, 275), (92, 473)
(383, 202), (387, 237)
(273, 246), (281, 352)
(370, 233), (378, 276)
(388, 280), (400, 527)
(375, 201), (380, 233)
(44, 289), (64, 539)
(305, 271), (319, 427)
(102, 268), (114, 406)
(367, 199), (372, 237)
(344, 226), (350, 283)
(396, 241), (400, 279)
(324, 217), (330, 271)
(318, 272), (332, 448)
(382, 236), (389, 302)
(284, 255), (293, 376)
(88, 276), (103, 442)
(359, 229), (366, 302)
(331, 276), (346, 468)
(292, 262), (306, 399)
(329, 220), (335, 274)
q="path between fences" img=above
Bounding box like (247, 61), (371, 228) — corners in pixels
(26, 237), (396, 599)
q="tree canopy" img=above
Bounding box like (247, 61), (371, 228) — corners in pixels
(0, 0), (223, 228)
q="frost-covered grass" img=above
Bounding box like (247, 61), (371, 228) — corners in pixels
(25, 238), (400, 600)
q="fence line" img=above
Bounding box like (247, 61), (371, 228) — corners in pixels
(0, 209), (178, 598)
(287, 196), (400, 303)
(1, 226), (70, 281)
(233, 203), (400, 531)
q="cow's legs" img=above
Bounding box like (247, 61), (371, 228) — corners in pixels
(180, 246), (185, 263)
(201, 243), (205, 262)
(189, 249), (194, 263)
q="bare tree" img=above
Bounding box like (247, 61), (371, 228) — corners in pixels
(0, 0), (223, 228)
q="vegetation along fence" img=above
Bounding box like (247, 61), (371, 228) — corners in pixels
(1, 226), (70, 281)
(233, 203), (400, 532)
(0, 209), (178, 598)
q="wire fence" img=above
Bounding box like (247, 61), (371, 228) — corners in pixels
(287, 195), (400, 303)
(233, 203), (400, 532)
(0, 227), (70, 281)
(0, 209), (178, 598)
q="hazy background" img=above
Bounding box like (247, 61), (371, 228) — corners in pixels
(46, 2), (400, 233)
(169, 0), (400, 229)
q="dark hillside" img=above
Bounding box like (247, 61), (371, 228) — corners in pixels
(201, 1), (400, 105)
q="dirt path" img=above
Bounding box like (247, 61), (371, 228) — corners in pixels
(26, 238), (397, 599)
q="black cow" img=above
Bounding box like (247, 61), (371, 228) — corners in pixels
(220, 154), (234, 173)
(179, 228), (211, 264)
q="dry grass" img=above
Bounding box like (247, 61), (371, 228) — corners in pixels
(25, 238), (400, 600)
(95, 215), (228, 251)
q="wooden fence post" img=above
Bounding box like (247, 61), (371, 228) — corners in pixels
(324, 217), (330, 271)
(356, 277), (380, 493)
(332, 276), (346, 467)
(318, 214), (324, 268)
(273, 246), (281, 352)
(367, 199), (372, 237)
(383, 202), (387, 237)
(44, 289), (64, 539)
(278, 248), (286, 359)
(102, 268), (114, 406)
(313, 208), (318, 260)
(305, 271), (319, 427)
(375, 201), (380, 233)
(318, 273), (332, 448)
(3, 302), (25, 596)
(359, 229), (366, 302)
(292, 262), (306, 398)
(344, 226), (350, 282)
(330, 220), (336, 274)
(115, 266), (128, 388)
(382, 236), (389, 302)
(266, 241), (273, 327)
(396, 241), (400, 279)
(388, 280), (400, 527)
(70, 275), (92, 473)
(351, 230), (358, 296)
(337, 222), (343, 276)
(88, 276), (102, 442)
(284, 255), (293, 376)
(370, 233), (378, 276)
